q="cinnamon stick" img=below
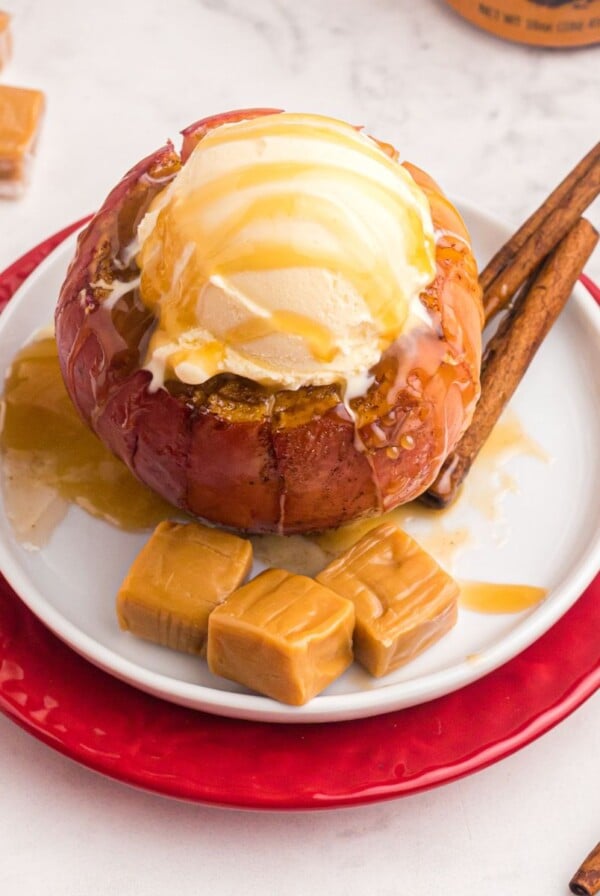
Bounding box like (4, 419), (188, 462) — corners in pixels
(422, 217), (598, 509)
(481, 142), (600, 322)
(570, 842), (600, 896)
(484, 165), (600, 321)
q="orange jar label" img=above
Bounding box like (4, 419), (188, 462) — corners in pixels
(445, 0), (600, 47)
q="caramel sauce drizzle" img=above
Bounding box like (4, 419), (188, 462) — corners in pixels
(224, 310), (338, 364)
(138, 114), (435, 380)
(202, 114), (414, 179)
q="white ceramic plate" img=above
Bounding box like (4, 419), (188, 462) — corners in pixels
(0, 202), (599, 723)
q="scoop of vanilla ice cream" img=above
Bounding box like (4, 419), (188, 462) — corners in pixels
(137, 112), (436, 391)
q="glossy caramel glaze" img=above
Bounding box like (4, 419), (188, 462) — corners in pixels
(317, 523), (459, 677)
(0, 84), (44, 156)
(0, 84), (44, 195)
(54, 110), (483, 534)
(117, 520), (253, 656)
(207, 568), (355, 705)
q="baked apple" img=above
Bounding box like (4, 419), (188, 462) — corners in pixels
(55, 109), (483, 534)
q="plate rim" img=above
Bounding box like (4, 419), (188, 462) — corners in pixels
(1, 557), (599, 810)
(0, 218), (598, 808)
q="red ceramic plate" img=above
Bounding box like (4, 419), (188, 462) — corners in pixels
(0, 224), (599, 810)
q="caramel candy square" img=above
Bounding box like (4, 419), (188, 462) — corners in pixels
(0, 84), (45, 198)
(207, 569), (354, 705)
(0, 12), (12, 72)
(317, 523), (458, 677)
(117, 521), (253, 656)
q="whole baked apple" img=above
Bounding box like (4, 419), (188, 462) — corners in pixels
(55, 109), (482, 533)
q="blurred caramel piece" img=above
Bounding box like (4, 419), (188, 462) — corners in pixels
(207, 569), (354, 705)
(317, 524), (458, 677)
(117, 521), (253, 656)
(0, 84), (45, 198)
(0, 12), (11, 72)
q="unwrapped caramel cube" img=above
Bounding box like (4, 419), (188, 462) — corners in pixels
(117, 521), (253, 656)
(207, 569), (354, 705)
(0, 12), (11, 72)
(317, 524), (458, 677)
(0, 84), (45, 198)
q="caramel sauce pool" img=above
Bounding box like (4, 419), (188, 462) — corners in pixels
(464, 409), (550, 523)
(0, 335), (175, 546)
(459, 581), (547, 614)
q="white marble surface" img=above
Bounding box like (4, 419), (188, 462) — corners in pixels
(0, 0), (598, 893)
